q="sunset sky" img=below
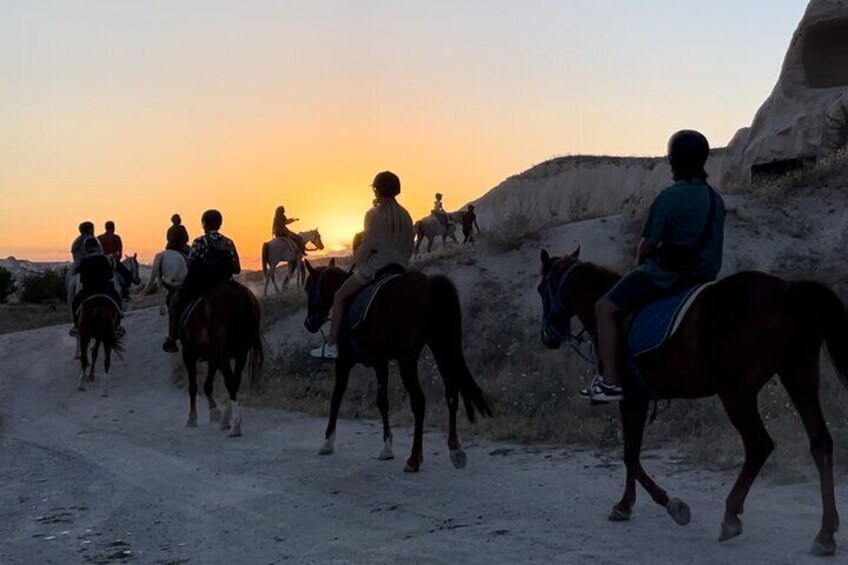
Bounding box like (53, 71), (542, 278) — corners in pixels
(1, 0), (807, 267)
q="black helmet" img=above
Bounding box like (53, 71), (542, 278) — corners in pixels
(171, 213), (181, 224)
(201, 209), (223, 230)
(667, 130), (710, 181)
(371, 171), (401, 198)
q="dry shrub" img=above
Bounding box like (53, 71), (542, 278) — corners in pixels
(482, 213), (542, 253)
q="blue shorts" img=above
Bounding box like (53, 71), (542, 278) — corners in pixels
(605, 270), (675, 316)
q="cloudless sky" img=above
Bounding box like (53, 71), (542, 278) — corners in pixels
(0, 0), (807, 266)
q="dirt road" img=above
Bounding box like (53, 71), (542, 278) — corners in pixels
(1, 307), (844, 564)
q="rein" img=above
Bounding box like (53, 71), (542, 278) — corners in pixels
(542, 259), (596, 365)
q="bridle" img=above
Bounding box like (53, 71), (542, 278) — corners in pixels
(541, 259), (596, 365)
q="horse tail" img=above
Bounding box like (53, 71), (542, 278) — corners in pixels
(135, 252), (161, 302)
(427, 275), (492, 422)
(88, 303), (124, 355)
(245, 292), (264, 385)
(261, 242), (270, 277)
(789, 281), (848, 391)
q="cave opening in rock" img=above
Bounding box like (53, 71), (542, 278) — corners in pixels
(751, 157), (816, 181)
(802, 17), (848, 88)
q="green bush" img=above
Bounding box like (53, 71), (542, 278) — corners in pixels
(20, 268), (67, 304)
(0, 266), (15, 303)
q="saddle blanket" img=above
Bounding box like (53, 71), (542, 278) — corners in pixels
(627, 282), (714, 357)
(348, 274), (403, 330)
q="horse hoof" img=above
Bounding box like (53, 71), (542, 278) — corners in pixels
(811, 533), (837, 556)
(609, 506), (632, 522)
(209, 408), (221, 423)
(378, 448), (394, 461)
(228, 428), (242, 438)
(186, 419), (197, 428)
(719, 517), (743, 541)
(665, 498), (691, 526)
(318, 442), (334, 456)
(404, 457), (421, 473)
(449, 449), (467, 469)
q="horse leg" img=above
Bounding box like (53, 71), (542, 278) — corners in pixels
(102, 344), (111, 397)
(718, 391), (774, 542)
(220, 353), (246, 437)
(375, 361), (394, 460)
(398, 356), (425, 472)
(779, 359), (839, 556)
(183, 350), (199, 428)
(320, 355), (353, 455)
(78, 335), (90, 391)
(205, 361), (221, 423)
(88, 339), (100, 382)
(443, 371), (466, 469)
(427, 237), (434, 253)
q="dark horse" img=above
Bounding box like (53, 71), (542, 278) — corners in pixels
(180, 281), (263, 437)
(76, 295), (124, 397)
(538, 248), (848, 556)
(303, 259), (492, 472)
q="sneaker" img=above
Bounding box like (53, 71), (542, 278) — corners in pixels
(321, 344), (338, 359)
(583, 375), (624, 402)
(162, 339), (179, 353)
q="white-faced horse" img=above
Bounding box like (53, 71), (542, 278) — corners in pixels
(414, 213), (460, 253)
(261, 229), (324, 295)
(135, 249), (188, 315)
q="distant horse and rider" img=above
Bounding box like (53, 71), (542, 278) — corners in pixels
(303, 172), (491, 472)
(261, 228), (324, 294)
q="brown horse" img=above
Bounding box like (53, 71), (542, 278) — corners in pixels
(180, 281), (263, 437)
(303, 259), (492, 472)
(538, 248), (848, 556)
(76, 295), (123, 396)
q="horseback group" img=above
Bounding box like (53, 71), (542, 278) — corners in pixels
(414, 192), (480, 252)
(66, 129), (848, 555)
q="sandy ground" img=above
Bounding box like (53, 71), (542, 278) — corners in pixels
(1, 307), (846, 565)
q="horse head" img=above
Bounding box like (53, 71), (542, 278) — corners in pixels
(123, 253), (142, 286)
(310, 229), (325, 251)
(303, 258), (343, 333)
(537, 247), (581, 350)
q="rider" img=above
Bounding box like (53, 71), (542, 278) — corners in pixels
(432, 193), (451, 227)
(163, 209), (241, 353)
(587, 130), (726, 402)
(461, 204), (480, 243)
(97, 221), (123, 262)
(272, 206), (308, 254)
(166, 214), (190, 257)
(71, 222), (102, 269)
(322, 171), (414, 358)
(71, 236), (124, 333)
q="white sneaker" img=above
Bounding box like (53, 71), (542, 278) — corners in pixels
(310, 344), (338, 359)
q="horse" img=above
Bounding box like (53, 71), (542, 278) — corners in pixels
(303, 259), (492, 472)
(414, 213), (459, 253)
(135, 250), (188, 315)
(76, 295), (124, 396)
(537, 248), (848, 555)
(180, 280), (263, 437)
(113, 254), (141, 298)
(261, 229), (324, 294)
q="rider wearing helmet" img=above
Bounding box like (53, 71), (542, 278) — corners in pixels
(166, 214), (191, 257)
(322, 171), (414, 358)
(587, 130), (726, 402)
(163, 209), (241, 353)
(272, 206), (308, 254)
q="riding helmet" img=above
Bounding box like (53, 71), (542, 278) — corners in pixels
(371, 171), (401, 198)
(667, 130), (710, 180)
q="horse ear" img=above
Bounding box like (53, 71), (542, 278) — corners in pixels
(133, 252), (137, 260)
(570, 246), (581, 259)
(328, 258), (336, 268)
(540, 249), (551, 273)
(304, 260), (315, 274)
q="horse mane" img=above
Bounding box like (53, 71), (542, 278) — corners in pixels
(580, 261), (621, 286)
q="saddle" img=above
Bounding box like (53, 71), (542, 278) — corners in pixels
(627, 283), (714, 357)
(74, 293), (122, 321)
(347, 266), (406, 331)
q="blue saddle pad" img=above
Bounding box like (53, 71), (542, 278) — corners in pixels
(348, 274), (403, 330)
(627, 285), (706, 357)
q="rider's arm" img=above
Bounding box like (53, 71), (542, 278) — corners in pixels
(116, 236), (123, 258)
(354, 209), (377, 266)
(474, 218), (480, 233)
(230, 243), (242, 275)
(285, 218), (298, 224)
(635, 237), (653, 266)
